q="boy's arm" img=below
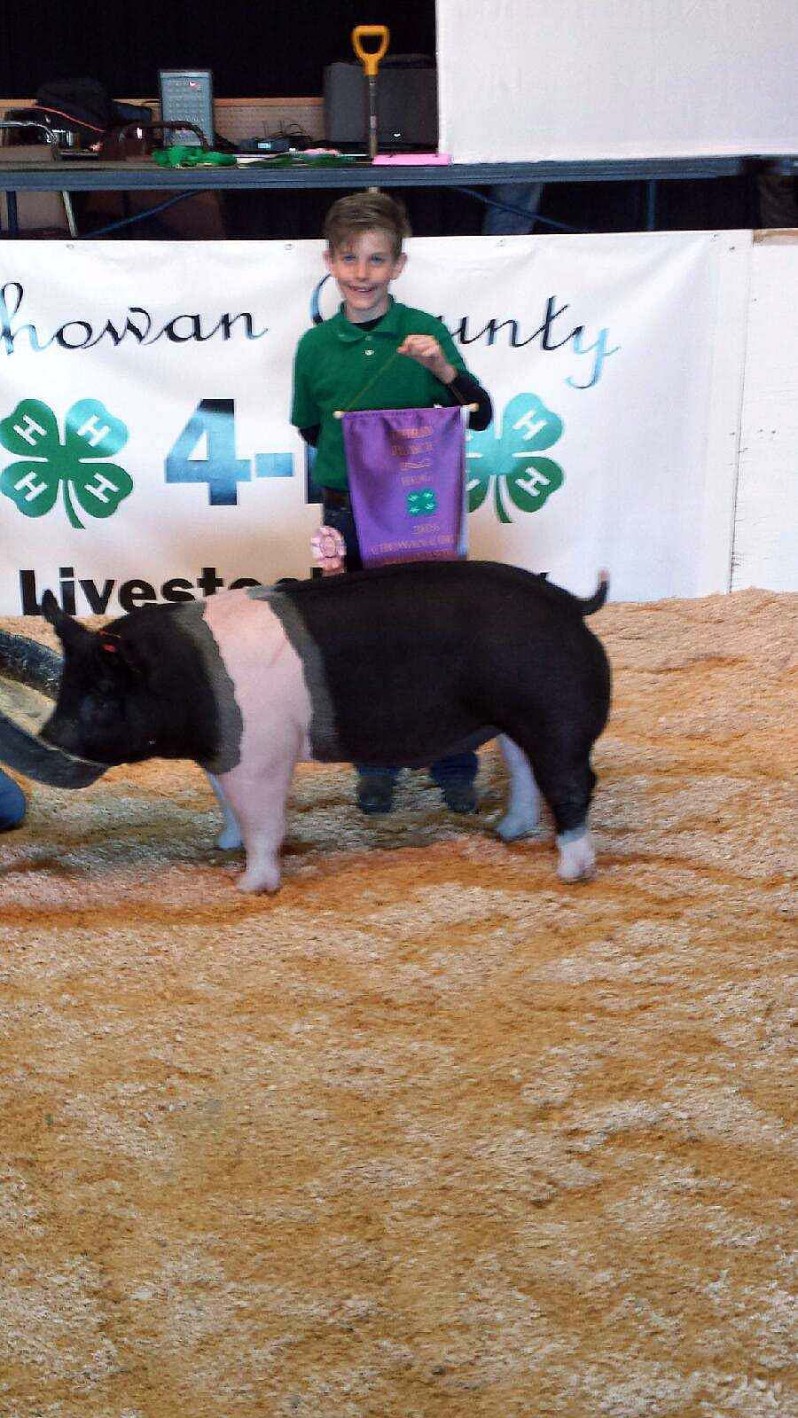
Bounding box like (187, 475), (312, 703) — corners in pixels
(397, 334), (492, 430)
(447, 370), (493, 431)
(290, 337), (320, 431)
(396, 333), (457, 384)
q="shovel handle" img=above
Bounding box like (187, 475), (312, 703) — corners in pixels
(351, 25), (390, 77)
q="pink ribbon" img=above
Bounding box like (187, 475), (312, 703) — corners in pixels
(310, 525), (346, 576)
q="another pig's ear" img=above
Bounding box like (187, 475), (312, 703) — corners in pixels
(41, 591), (96, 654)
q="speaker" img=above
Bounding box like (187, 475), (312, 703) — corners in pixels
(323, 57), (438, 151)
(158, 70), (214, 147)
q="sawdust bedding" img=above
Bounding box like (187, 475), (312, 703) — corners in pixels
(0, 588), (796, 1418)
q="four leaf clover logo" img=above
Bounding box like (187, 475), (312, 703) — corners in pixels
(467, 393), (564, 524)
(0, 391), (560, 533)
(0, 398), (132, 529)
(407, 487), (437, 516)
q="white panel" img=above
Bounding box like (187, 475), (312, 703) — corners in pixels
(733, 238), (798, 592)
(438, 0), (798, 160)
(694, 232), (752, 594)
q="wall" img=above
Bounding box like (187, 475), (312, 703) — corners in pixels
(0, 98), (325, 148)
(732, 232), (798, 592)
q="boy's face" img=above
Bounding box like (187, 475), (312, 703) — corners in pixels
(325, 228), (406, 324)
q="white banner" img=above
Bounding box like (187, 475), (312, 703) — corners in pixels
(0, 233), (740, 616)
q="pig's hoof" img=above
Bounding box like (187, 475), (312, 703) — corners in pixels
(236, 864), (281, 893)
(496, 808), (540, 842)
(216, 824), (243, 850)
(556, 830), (596, 882)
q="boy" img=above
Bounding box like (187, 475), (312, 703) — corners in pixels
(291, 191), (493, 816)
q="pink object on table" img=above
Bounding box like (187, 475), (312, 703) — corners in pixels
(371, 153), (452, 165)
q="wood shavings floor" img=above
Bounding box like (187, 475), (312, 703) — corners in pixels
(0, 589), (796, 1418)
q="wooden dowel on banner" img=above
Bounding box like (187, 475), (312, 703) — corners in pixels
(333, 404), (478, 419)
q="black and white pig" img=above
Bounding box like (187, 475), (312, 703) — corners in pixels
(0, 561), (611, 892)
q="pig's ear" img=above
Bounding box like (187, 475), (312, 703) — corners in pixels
(97, 631), (143, 677)
(41, 592), (95, 654)
(41, 590), (61, 626)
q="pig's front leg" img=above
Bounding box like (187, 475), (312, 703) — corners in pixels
(495, 735), (541, 840)
(217, 746), (299, 894)
(206, 771), (243, 850)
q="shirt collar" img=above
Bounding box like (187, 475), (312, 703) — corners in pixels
(334, 296), (402, 342)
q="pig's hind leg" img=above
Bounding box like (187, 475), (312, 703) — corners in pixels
(495, 735), (541, 841)
(521, 736), (598, 882)
(540, 751), (597, 881)
(555, 825), (597, 882)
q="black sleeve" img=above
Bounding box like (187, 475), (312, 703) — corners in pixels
(448, 372), (493, 430)
(299, 424), (320, 447)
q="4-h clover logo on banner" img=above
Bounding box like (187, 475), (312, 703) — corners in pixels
(0, 398), (132, 529)
(467, 393), (564, 524)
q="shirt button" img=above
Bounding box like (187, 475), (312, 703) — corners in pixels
(364, 347), (374, 356)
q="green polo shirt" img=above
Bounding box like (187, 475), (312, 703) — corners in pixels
(291, 297), (469, 491)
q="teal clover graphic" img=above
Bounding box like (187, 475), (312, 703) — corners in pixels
(0, 398), (132, 529)
(466, 393), (564, 524)
(407, 487), (437, 516)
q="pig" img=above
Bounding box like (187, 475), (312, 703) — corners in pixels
(0, 560), (611, 892)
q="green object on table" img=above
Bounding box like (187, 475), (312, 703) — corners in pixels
(293, 153), (364, 166)
(152, 147), (237, 168)
(237, 153), (365, 169)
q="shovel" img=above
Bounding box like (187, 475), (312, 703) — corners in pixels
(351, 24), (390, 160)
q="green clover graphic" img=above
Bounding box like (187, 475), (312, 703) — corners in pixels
(0, 398), (132, 529)
(466, 392), (564, 524)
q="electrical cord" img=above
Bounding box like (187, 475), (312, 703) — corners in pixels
(82, 189), (212, 238)
(457, 186), (576, 233)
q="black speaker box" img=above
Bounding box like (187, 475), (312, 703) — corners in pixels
(323, 56), (438, 151)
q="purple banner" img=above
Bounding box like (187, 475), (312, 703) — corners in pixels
(342, 406), (467, 567)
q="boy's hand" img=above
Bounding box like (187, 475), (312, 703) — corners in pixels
(397, 335), (457, 385)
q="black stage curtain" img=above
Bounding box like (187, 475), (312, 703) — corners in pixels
(1, 1), (759, 235)
(0, 0), (435, 99)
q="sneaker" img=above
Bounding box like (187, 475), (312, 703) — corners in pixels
(441, 781), (478, 814)
(356, 773), (395, 815)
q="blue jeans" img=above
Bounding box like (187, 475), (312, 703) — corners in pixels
(321, 494), (479, 792)
(0, 770), (26, 830)
(357, 753), (478, 789)
(482, 183), (544, 235)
